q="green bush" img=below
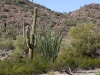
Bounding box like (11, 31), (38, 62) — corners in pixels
(0, 59), (13, 75)
(54, 41), (100, 71)
(1, 25), (17, 39)
(0, 58), (34, 75)
(68, 22), (100, 58)
(56, 53), (100, 71)
(0, 38), (14, 50)
(13, 35), (27, 55)
(0, 53), (56, 75)
(78, 57), (100, 69)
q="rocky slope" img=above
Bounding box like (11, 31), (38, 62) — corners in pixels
(66, 3), (100, 25)
(0, 0), (100, 35)
(0, 0), (68, 35)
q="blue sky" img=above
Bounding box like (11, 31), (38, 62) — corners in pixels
(29, 0), (100, 13)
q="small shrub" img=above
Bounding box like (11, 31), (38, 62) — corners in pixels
(78, 58), (100, 69)
(3, 8), (10, 12)
(0, 59), (13, 75)
(0, 14), (7, 19)
(1, 26), (17, 39)
(48, 72), (55, 75)
(13, 35), (27, 55)
(8, 21), (16, 24)
(0, 53), (56, 75)
(0, 38), (14, 50)
(23, 13), (28, 17)
(54, 42), (100, 71)
(68, 22), (100, 58)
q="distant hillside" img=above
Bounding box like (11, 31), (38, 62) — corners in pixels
(65, 3), (100, 25)
(0, 0), (68, 34)
(0, 0), (100, 35)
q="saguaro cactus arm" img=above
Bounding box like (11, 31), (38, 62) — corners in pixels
(32, 7), (37, 33)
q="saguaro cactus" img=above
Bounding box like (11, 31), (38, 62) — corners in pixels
(26, 7), (37, 59)
(4, 23), (7, 33)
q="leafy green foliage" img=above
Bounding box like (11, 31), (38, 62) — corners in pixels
(55, 44), (100, 71)
(68, 22), (100, 57)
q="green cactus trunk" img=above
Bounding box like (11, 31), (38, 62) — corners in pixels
(26, 7), (37, 59)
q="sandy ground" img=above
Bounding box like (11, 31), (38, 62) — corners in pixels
(39, 68), (100, 75)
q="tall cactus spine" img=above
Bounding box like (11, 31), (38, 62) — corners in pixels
(26, 7), (37, 59)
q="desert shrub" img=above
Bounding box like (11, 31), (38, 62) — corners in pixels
(0, 38), (14, 50)
(68, 22), (100, 58)
(0, 25), (17, 39)
(67, 20), (76, 26)
(56, 51), (100, 71)
(0, 25), (6, 32)
(23, 13), (28, 17)
(1, 55), (100, 75)
(0, 52), (56, 75)
(13, 35), (27, 55)
(0, 14), (7, 19)
(54, 44), (78, 71)
(7, 27), (17, 40)
(53, 22), (100, 70)
(80, 57), (100, 69)
(8, 21), (16, 24)
(3, 28), (17, 40)
(54, 39), (100, 71)
(3, 8), (10, 12)
(0, 59), (13, 75)
(0, 58), (34, 75)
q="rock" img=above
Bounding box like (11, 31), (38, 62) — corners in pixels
(5, 49), (9, 52)
(0, 49), (13, 60)
(95, 48), (100, 57)
(1, 54), (5, 57)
